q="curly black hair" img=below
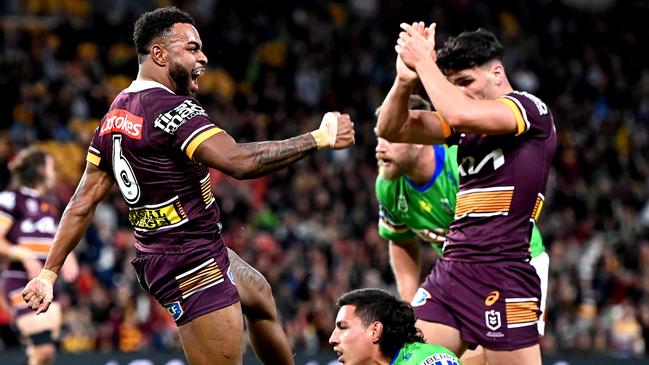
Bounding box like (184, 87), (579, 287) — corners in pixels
(436, 28), (504, 75)
(9, 146), (50, 188)
(133, 7), (195, 64)
(336, 288), (424, 358)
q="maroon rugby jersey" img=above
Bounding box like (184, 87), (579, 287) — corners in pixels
(444, 90), (557, 261)
(86, 80), (224, 254)
(0, 187), (58, 277)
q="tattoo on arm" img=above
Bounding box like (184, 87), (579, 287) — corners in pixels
(238, 133), (316, 178)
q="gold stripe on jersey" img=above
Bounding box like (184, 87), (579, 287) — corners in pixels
(506, 299), (539, 328)
(499, 97), (529, 136)
(176, 259), (225, 299)
(185, 127), (224, 159)
(435, 112), (453, 138)
(19, 242), (52, 255)
(86, 152), (101, 167)
(455, 187), (514, 219)
(531, 194), (545, 222)
(200, 174), (215, 207)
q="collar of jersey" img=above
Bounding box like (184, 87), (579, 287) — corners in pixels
(389, 347), (401, 365)
(123, 80), (175, 94)
(404, 144), (445, 192)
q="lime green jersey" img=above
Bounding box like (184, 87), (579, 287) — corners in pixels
(391, 342), (461, 365)
(376, 145), (544, 257)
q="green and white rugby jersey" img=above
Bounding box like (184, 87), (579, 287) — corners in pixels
(376, 145), (544, 257)
(391, 342), (461, 365)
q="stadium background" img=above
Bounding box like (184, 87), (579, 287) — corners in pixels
(1, 0), (649, 363)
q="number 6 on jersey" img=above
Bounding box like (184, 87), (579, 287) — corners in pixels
(112, 135), (141, 204)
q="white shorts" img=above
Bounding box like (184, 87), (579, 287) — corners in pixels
(530, 251), (549, 336)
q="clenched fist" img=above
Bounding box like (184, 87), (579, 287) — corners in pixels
(22, 269), (57, 314)
(311, 112), (355, 150)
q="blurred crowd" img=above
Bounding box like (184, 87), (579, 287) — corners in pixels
(1, 0), (649, 359)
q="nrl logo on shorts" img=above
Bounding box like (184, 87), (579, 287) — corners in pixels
(485, 309), (501, 331)
(164, 301), (184, 322)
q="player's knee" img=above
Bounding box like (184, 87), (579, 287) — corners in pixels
(245, 274), (278, 321)
(27, 342), (56, 365)
(254, 276), (276, 314)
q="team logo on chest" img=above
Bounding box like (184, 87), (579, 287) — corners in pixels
(440, 198), (453, 215)
(398, 194), (408, 213)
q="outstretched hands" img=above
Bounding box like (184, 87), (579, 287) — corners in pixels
(395, 21), (437, 77)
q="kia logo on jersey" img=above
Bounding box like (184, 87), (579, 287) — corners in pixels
(100, 109), (144, 139)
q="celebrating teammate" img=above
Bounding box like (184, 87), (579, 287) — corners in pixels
(375, 95), (549, 365)
(21, 7), (354, 365)
(0, 147), (78, 365)
(377, 24), (556, 365)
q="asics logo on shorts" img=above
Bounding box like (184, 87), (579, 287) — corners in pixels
(411, 288), (432, 307)
(484, 291), (500, 306)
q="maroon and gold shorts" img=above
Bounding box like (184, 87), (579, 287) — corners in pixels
(131, 239), (239, 326)
(412, 257), (541, 351)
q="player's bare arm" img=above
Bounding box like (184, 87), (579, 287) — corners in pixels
(389, 238), (421, 302)
(22, 163), (114, 313)
(397, 22), (518, 135)
(195, 112), (354, 179)
(376, 23), (447, 145)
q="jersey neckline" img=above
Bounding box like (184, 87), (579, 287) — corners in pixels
(404, 145), (446, 192)
(123, 79), (175, 94)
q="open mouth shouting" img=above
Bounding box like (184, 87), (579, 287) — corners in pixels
(190, 67), (205, 92)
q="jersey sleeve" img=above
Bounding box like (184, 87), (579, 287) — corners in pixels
(153, 98), (224, 159)
(375, 178), (415, 242)
(0, 191), (17, 232)
(86, 126), (109, 171)
(499, 91), (554, 138)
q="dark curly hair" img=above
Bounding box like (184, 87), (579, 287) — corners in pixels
(436, 28), (504, 75)
(133, 7), (195, 64)
(336, 288), (424, 358)
(9, 146), (50, 188)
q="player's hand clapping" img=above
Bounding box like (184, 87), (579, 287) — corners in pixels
(396, 22), (437, 72)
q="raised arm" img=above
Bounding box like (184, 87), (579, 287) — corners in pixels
(22, 163), (114, 313)
(376, 23), (450, 145)
(194, 112), (355, 179)
(397, 22), (518, 135)
(376, 78), (449, 145)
